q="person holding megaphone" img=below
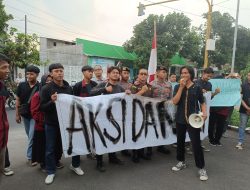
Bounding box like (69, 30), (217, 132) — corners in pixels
(171, 66), (208, 181)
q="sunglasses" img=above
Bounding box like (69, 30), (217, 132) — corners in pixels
(139, 73), (148, 75)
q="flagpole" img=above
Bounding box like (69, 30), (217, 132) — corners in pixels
(148, 20), (157, 83)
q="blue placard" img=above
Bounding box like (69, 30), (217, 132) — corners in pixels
(209, 79), (241, 107)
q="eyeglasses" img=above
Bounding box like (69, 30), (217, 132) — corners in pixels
(139, 73), (148, 75)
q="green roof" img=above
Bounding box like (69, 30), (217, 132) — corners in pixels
(170, 52), (186, 66)
(76, 38), (137, 61)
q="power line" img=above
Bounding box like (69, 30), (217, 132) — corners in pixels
(12, 0), (74, 26)
(5, 4), (101, 39)
(5, 2), (125, 45)
(213, 0), (231, 6)
(142, 0), (204, 18)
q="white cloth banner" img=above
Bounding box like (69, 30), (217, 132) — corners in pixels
(56, 93), (211, 157)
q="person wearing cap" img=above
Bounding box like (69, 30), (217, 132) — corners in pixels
(15, 65), (40, 166)
(150, 65), (172, 155)
(119, 67), (132, 90)
(92, 65), (106, 84)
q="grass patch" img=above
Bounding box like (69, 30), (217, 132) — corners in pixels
(229, 109), (250, 128)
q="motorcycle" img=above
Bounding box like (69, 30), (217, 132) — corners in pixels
(6, 88), (16, 110)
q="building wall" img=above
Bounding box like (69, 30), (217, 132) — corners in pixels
(40, 37), (85, 84)
(87, 57), (115, 79)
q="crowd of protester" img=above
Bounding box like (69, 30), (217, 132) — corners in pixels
(0, 53), (249, 184)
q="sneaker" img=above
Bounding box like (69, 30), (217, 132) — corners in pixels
(236, 143), (243, 150)
(70, 164), (84, 176)
(56, 162), (64, 169)
(31, 162), (38, 167)
(3, 167), (14, 176)
(209, 141), (217, 146)
(172, 161), (187, 171)
(201, 145), (210, 152)
(199, 169), (208, 181)
(45, 174), (55, 185)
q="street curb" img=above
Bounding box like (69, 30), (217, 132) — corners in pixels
(228, 125), (250, 133)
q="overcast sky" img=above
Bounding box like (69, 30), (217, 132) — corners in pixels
(3, 0), (250, 45)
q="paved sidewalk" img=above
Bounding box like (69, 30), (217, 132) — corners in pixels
(1, 109), (250, 190)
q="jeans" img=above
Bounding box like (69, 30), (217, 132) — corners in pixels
(176, 123), (205, 169)
(238, 113), (249, 144)
(45, 125), (80, 174)
(23, 117), (35, 160)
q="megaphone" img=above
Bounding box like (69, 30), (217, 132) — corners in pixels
(188, 112), (204, 128)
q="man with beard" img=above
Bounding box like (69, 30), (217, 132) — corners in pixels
(16, 65), (40, 166)
(118, 67), (132, 90)
(91, 66), (128, 172)
(130, 68), (154, 162)
(118, 67), (132, 157)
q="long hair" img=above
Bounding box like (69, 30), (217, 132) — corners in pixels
(180, 66), (195, 81)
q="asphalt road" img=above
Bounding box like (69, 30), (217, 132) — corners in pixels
(0, 108), (250, 190)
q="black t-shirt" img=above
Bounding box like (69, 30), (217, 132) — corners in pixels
(40, 81), (73, 126)
(173, 83), (205, 125)
(73, 80), (97, 97)
(239, 82), (250, 113)
(196, 78), (212, 91)
(16, 81), (40, 104)
(90, 82), (125, 96)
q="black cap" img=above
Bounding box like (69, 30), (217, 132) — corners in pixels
(156, 65), (167, 72)
(82, 65), (93, 72)
(121, 67), (130, 72)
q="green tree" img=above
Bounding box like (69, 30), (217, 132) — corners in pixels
(2, 28), (41, 68)
(0, 0), (42, 71)
(201, 11), (250, 71)
(124, 13), (202, 68)
(0, 0), (13, 36)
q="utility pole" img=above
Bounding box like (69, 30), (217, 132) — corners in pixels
(231, 0), (240, 73)
(203, 0), (213, 68)
(25, 15), (27, 60)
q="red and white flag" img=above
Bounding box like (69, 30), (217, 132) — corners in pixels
(148, 21), (157, 83)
